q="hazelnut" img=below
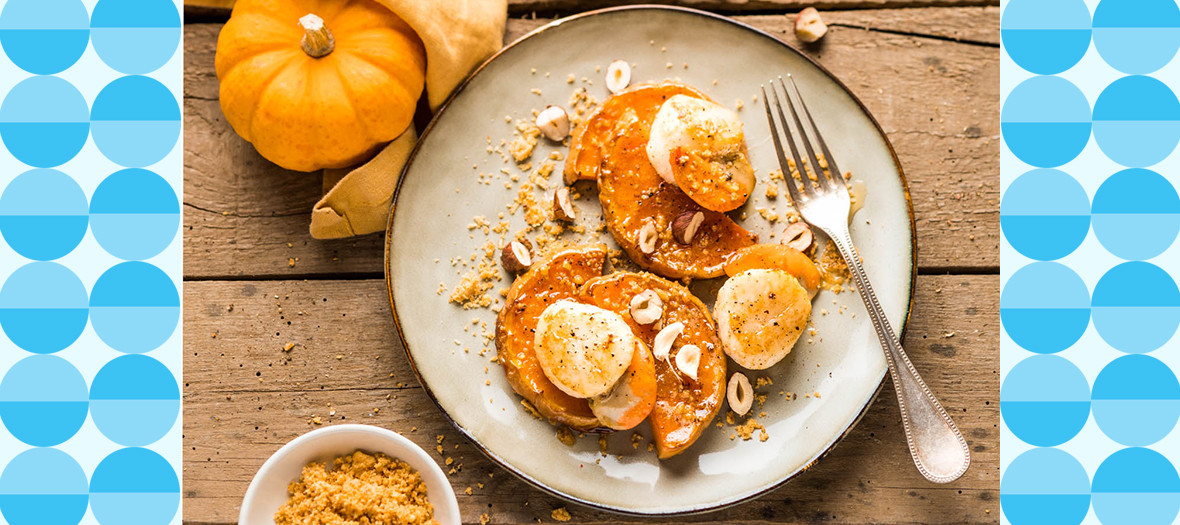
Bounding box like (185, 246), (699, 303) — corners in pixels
(500, 240), (533, 273)
(605, 59), (631, 94)
(652, 321), (684, 362)
(795, 7), (828, 43)
(629, 289), (664, 325)
(675, 344), (701, 381)
(553, 187), (576, 222)
(727, 372), (754, 416)
(671, 210), (705, 244)
(638, 222), (659, 255)
(782, 221), (813, 252)
(535, 105), (570, 142)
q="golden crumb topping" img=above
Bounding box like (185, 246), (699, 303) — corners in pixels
(274, 450), (437, 525)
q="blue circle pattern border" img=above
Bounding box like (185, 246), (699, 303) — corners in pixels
(0, 0), (182, 524)
(1003, 0), (1180, 524)
(11, 0), (1180, 523)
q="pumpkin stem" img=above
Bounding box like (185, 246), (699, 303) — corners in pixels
(299, 13), (335, 58)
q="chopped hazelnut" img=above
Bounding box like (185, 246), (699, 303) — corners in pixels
(605, 59), (631, 94)
(628, 289), (664, 325)
(782, 221), (814, 252)
(553, 187), (576, 222)
(535, 105), (570, 142)
(671, 210), (705, 244)
(675, 344), (701, 380)
(795, 7), (828, 43)
(500, 239), (533, 273)
(728, 372), (754, 416)
(638, 223), (658, 254)
(652, 321), (684, 362)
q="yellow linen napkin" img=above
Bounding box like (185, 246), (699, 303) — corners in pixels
(310, 0), (507, 239)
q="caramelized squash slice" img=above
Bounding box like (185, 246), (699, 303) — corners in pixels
(724, 243), (821, 297)
(567, 82), (757, 279)
(577, 271), (726, 458)
(495, 245), (607, 430)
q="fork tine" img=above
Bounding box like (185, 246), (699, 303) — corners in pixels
(761, 84), (806, 206)
(779, 76), (834, 192)
(768, 79), (816, 197)
(787, 76), (843, 189)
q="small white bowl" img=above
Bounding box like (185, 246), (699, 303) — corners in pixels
(239, 424), (460, 525)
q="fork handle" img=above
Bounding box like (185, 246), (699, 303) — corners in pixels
(826, 227), (971, 483)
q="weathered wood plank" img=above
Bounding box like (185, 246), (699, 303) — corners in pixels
(503, 6), (999, 45)
(509, 0), (999, 15)
(183, 8), (998, 279)
(184, 0), (999, 18)
(820, 6), (998, 44)
(183, 275), (999, 524)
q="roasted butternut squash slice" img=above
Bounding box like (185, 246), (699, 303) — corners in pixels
(588, 337), (657, 431)
(577, 271), (726, 458)
(724, 243), (821, 298)
(495, 245), (607, 430)
(566, 82), (758, 279)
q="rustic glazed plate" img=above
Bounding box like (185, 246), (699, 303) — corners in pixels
(386, 6), (915, 515)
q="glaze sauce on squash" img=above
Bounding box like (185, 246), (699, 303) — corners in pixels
(568, 82), (758, 279)
(724, 243), (821, 297)
(577, 272), (726, 458)
(495, 245), (607, 430)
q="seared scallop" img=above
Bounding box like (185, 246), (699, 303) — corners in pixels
(647, 94), (756, 212)
(534, 301), (638, 398)
(714, 269), (812, 369)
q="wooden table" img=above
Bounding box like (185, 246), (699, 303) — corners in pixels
(183, 2), (1000, 523)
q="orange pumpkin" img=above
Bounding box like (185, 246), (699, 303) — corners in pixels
(215, 0), (426, 172)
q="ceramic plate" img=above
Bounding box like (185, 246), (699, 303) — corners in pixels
(386, 6), (915, 515)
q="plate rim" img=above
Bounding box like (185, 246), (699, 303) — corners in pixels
(384, 4), (918, 516)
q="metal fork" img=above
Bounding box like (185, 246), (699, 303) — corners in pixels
(762, 76), (970, 484)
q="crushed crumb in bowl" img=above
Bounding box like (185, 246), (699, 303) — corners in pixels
(239, 424), (459, 525)
(275, 450), (437, 525)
